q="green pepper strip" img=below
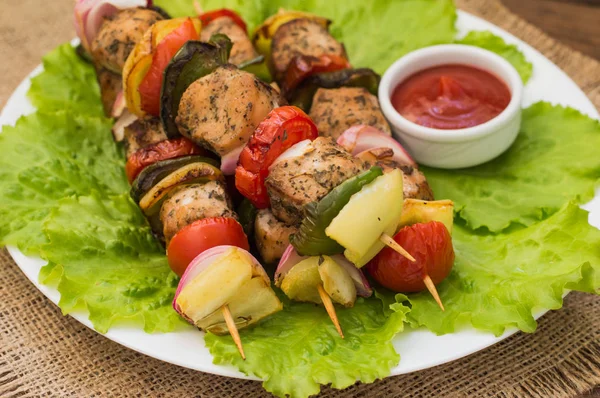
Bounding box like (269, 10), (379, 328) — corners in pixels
(290, 166), (383, 256)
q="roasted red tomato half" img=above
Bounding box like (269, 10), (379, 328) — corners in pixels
(366, 221), (454, 293)
(235, 106), (318, 208)
(138, 18), (199, 116)
(199, 9), (247, 32)
(125, 137), (207, 183)
(167, 217), (250, 276)
(282, 54), (351, 94)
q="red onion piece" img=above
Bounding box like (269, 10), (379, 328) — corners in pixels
(337, 125), (416, 166)
(274, 245), (309, 287)
(220, 145), (244, 175)
(172, 245), (268, 317)
(331, 255), (373, 297)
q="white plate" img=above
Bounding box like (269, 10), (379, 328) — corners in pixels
(2, 10), (599, 381)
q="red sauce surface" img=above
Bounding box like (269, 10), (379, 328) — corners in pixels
(391, 64), (511, 130)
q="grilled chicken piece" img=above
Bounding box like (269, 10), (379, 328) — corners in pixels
(309, 87), (391, 139)
(160, 181), (237, 244)
(95, 66), (122, 117)
(255, 209), (298, 264)
(200, 16), (258, 65)
(266, 137), (368, 225)
(271, 18), (347, 80)
(91, 8), (163, 74)
(123, 117), (168, 157)
(176, 65), (282, 156)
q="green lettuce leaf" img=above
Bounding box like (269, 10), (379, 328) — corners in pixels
(28, 44), (105, 117)
(157, 0), (457, 74)
(40, 194), (183, 333)
(0, 111), (126, 254)
(423, 102), (600, 232)
(456, 31), (533, 82)
(406, 202), (600, 336)
(206, 294), (409, 398)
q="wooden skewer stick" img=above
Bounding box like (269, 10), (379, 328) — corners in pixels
(380, 233), (445, 311)
(423, 275), (445, 312)
(317, 284), (344, 339)
(193, 0), (203, 15)
(222, 304), (246, 360)
(380, 233), (416, 262)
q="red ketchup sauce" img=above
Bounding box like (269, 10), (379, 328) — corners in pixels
(391, 64), (511, 130)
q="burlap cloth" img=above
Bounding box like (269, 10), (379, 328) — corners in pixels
(1, 0), (599, 397)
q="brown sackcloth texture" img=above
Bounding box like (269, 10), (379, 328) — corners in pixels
(1, 0), (599, 397)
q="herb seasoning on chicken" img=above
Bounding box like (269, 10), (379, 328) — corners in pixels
(254, 209), (299, 264)
(271, 18), (347, 80)
(266, 137), (368, 225)
(123, 117), (168, 158)
(160, 181), (237, 244)
(91, 8), (164, 74)
(309, 87), (391, 139)
(200, 17), (258, 66)
(176, 65), (283, 156)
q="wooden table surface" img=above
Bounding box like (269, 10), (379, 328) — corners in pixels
(502, 0), (600, 60)
(500, 2), (600, 395)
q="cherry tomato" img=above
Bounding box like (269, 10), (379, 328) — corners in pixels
(125, 137), (208, 183)
(167, 217), (250, 276)
(366, 221), (454, 293)
(235, 106), (318, 208)
(282, 54), (351, 94)
(138, 18), (199, 116)
(200, 9), (247, 32)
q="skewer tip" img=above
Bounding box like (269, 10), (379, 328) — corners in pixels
(423, 274), (445, 311)
(317, 285), (344, 338)
(222, 304), (246, 359)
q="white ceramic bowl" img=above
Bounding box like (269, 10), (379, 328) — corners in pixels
(378, 44), (523, 169)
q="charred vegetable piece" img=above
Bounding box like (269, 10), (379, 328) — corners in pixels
(282, 54), (351, 95)
(288, 68), (380, 111)
(326, 169), (404, 267)
(174, 246), (283, 335)
(125, 137), (209, 183)
(290, 167), (383, 256)
(235, 106), (318, 208)
(130, 155), (220, 204)
(160, 36), (232, 137)
(200, 9), (248, 32)
(139, 17), (200, 116)
(400, 199), (454, 234)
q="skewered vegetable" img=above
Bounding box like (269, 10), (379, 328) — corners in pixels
(235, 106), (318, 208)
(337, 125), (415, 166)
(125, 137), (208, 183)
(286, 68), (380, 111)
(167, 217), (249, 276)
(122, 17), (201, 116)
(290, 167), (383, 256)
(400, 199), (454, 234)
(174, 246), (282, 335)
(325, 169), (404, 267)
(281, 54), (350, 95)
(366, 221), (455, 293)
